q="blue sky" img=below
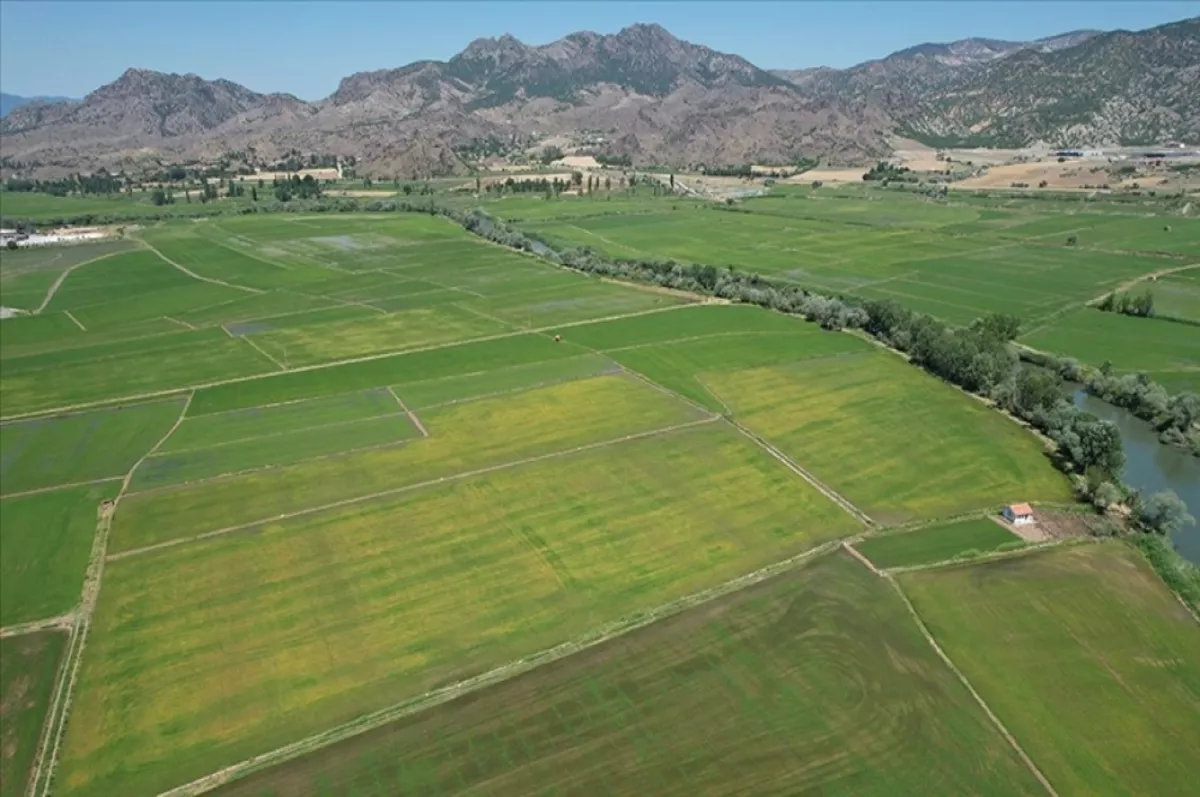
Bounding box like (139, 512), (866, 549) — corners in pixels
(2, 1), (1195, 100)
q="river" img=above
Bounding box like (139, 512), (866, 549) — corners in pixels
(1073, 389), (1200, 563)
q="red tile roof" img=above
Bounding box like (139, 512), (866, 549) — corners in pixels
(1008, 503), (1034, 516)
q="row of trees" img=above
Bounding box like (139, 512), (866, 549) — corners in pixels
(4, 172), (125, 196)
(1097, 290), (1155, 317)
(1022, 350), (1199, 456)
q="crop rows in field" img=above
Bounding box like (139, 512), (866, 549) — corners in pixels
(853, 517), (1023, 570)
(900, 543), (1200, 795)
(3, 202), (1195, 797)
(517, 198), (1183, 326)
(0, 632), (68, 797)
(1022, 308), (1200, 391)
(211, 553), (1045, 797)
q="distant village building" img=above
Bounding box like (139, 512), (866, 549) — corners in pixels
(1003, 503), (1035, 527)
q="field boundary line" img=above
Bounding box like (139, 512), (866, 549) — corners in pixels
(881, 538), (1076, 576)
(162, 315), (197, 330)
(616, 365), (718, 417)
(108, 416), (721, 562)
(62, 309), (87, 331)
(189, 230), (294, 271)
(150, 411), (413, 457)
(728, 421), (875, 528)
(239, 336), (288, 371)
(0, 304), (695, 423)
(1084, 261), (1199, 306)
(126, 432), (419, 498)
(841, 541), (882, 575)
(451, 302), (522, 327)
(33, 249), (129, 313)
(885, 576), (1059, 797)
(0, 476), (125, 501)
(283, 289), (389, 316)
(137, 238), (264, 294)
(154, 538), (846, 797)
(28, 392), (194, 797)
(417, 368), (622, 413)
(0, 613), (74, 639)
(385, 386), (429, 437)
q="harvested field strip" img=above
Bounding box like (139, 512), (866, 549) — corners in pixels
(41, 250), (203, 312)
(109, 416), (722, 563)
(613, 332), (870, 413)
(172, 291), (337, 328)
(60, 424), (858, 797)
(396, 353), (618, 409)
(244, 305), (510, 367)
(165, 389), (400, 450)
(110, 374), (708, 552)
(0, 327), (228, 376)
(899, 543), (1200, 795)
(185, 308), (692, 417)
(0, 482), (120, 626)
(854, 518), (1023, 570)
(209, 552), (1043, 797)
(0, 335), (276, 419)
(127, 413), (420, 492)
(0, 400), (185, 496)
(703, 352), (1072, 523)
(3, 306), (694, 422)
(563, 303), (803, 349)
(0, 632), (68, 797)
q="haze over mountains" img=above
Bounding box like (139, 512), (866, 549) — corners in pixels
(1, 16), (1196, 178)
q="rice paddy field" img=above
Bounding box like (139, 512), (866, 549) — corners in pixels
(900, 543), (1200, 795)
(853, 517), (1023, 570)
(0, 192), (1196, 796)
(508, 186), (1199, 326)
(212, 552), (1045, 797)
(1022, 309), (1200, 391)
(0, 632), (67, 797)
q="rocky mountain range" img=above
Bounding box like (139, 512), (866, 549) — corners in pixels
(0, 93), (75, 119)
(1, 17), (1196, 179)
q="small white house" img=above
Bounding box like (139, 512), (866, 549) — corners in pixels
(1003, 503), (1035, 526)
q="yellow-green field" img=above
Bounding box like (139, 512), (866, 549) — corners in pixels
(212, 552), (1044, 797)
(3, 199), (1193, 797)
(60, 424), (859, 796)
(110, 374), (709, 552)
(900, 543), (1200, 795)
(704, 351), (1073, 523)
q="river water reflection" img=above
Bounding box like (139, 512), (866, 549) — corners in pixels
(1073, 389), (1200, 563)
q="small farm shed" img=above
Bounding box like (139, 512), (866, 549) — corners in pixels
(1003, 503), (1035, 526)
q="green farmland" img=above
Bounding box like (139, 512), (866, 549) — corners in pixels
(853, 516), (1023, 570)
(900, 544), (1200, 795)
(513, 188), (1195, 326)
(0, 632), (67, 797)
(213, 552), (1044, 797)
(0, 188), (1196, 797)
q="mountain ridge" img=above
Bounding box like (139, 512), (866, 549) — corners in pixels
(2, 18), (1196, 178)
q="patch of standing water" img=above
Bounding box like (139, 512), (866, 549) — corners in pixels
(1073, 388), (1200, 563)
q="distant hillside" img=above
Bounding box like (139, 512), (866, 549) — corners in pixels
(0, 92), (75, 118)
(896, 17), (1200, 147)
(1, 17), (1196, 178)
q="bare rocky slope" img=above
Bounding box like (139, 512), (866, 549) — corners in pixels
(1, 18), (1196, 178)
